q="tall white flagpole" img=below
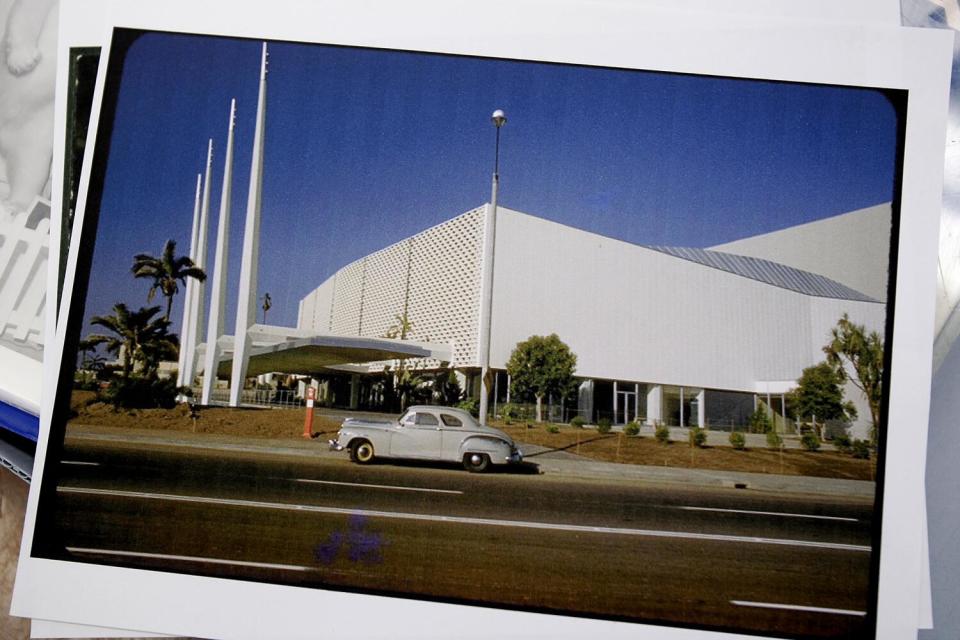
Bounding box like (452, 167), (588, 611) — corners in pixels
(230, 43), (268, 407)
(201, 100), (236, 404)
(176, 173), (203, 390)
(182, 139), (214, 392)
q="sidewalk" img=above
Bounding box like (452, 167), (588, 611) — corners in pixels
(522, 445), (874, 498)
(64, 424), (874, 499)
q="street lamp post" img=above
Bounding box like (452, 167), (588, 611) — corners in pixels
(479, 109), (506, 426)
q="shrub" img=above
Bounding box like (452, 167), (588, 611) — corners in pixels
(624, 421), (640, 436)
(833, 433), (852, 453)
(569, 415), (586, 429)
(748, 407), (773, 433)
(729, 431), (746, 450)
(851, 439), (871, 459)
(766, 431), (783, 448)
(456, 398), (479, 417)
(801, 432), (821, 451)
(500, 403), (518, 422)
(655, 424), (671, 444)
(597, 418), (612, 434)
(688, 427), (707, 448)
(101, 376), (184, 410)
(546, 424), (560, 434)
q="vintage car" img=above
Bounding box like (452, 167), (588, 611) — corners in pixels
(329, 405), (522, 472)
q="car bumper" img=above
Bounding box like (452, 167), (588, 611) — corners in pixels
(507, 449), (523, 464)
(328, 439), (346, 452)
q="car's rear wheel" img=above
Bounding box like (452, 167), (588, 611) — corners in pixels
(463, 452), (490, 473)
(350, 439), (375, 464)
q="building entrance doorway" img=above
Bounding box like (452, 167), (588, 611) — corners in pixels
(615, 390), (637, 424)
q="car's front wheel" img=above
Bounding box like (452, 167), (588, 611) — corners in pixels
(350, 439), (375, 464)
(462, 452), (490, 473)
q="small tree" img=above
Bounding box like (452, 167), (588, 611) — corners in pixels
(823, 314), (884, 448)
(505, 334), (577, 422)
(788, 361), (857, 439)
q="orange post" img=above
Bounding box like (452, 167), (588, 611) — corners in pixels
(303, 387), (316, 438)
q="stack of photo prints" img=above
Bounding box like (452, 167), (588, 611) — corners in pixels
(7, 1), (956, 638)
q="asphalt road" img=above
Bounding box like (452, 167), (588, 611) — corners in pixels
(40, 439), (875, 639)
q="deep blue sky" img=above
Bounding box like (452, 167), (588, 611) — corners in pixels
(86, 31), (900, 334)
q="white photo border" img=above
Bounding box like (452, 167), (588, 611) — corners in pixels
(15, 2), (953, 639)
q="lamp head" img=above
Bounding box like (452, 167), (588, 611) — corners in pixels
(491, 109), (507, 128)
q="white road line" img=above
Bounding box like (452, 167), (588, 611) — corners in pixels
(66, 547), (309, 572)
(58, 487), (871, 552)
(678, 506), (858, 523)
(294, 478), (463, 495)
(61, 461), (100, 467)
(730, 600), (867, 617)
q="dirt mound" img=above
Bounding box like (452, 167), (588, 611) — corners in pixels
(68, 392), (340, 439)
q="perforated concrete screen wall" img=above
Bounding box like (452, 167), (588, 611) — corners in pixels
(300, 206), (485, 368)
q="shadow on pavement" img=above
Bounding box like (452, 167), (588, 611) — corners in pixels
(353, 457), (541, 475)
(519, 435), (610, 458)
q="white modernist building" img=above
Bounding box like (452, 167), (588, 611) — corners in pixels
(296, 202), (889, 438)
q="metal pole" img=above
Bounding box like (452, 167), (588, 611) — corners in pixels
(478, 110), (506, 425)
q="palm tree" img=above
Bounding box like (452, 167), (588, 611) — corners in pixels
(76, 338), (106, 384)
(383, 312), (423, 409)
(132, 240), (206, 322)
(85, 304), (178, 380)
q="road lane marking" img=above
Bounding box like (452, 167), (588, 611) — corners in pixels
(678, 506), (858, 523)
(730, 600), (867, 617)
(294, 478), (463, 495)
(61, 460), (100, 467)
(58, 486), (871, 552)
(66, 547), (309, 572)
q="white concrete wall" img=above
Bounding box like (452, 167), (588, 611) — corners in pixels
(710, 202), (891, 302)
(488, 207), (886, 433)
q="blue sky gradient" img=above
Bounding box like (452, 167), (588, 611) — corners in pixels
(86, 32), (901, 333)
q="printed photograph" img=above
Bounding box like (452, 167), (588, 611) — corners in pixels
(35, 29), (904, 639)
(0, 0), (57, 422)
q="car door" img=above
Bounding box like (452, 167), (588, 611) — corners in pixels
(389, 410), (442, 459)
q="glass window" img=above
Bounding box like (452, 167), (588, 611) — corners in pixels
(440, 413), (462, 427)
(415, 412), (439, 426)
(400, 411), (416, 426)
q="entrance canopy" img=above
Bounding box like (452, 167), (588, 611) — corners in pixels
(199, 324), (452, 378)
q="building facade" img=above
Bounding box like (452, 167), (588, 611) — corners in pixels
(298, 203), (889, 437)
